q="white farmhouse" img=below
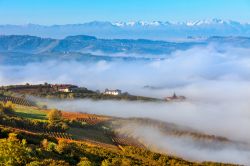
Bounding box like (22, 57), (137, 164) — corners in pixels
(103, 89), (122, 96)
(54, 84), (78, 93)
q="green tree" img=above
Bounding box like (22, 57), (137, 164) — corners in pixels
(27, 159), (70, 166)
(56, 139), (79, 158)
(0, 102), (4, 114)
(4, 101), (15, 110)
(101, 157), (132, 166)
(0, 101), (15, 114)
(47, 109), (62, 123)
(0, 133), (33, 166)
(77, 157), (93, 166)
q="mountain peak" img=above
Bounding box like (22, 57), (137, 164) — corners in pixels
(110, 19), (247, 27)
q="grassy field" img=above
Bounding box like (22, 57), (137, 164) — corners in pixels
(14, 105), (48, 121)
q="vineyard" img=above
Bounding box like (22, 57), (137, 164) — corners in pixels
(0, 121), (73, 140)
(111, 134), (145, 149)
(45, 131), (73, 140)
(0, 117), (66, 133)
(2, 84), (56, 94)
(119, 118), (231, 144)
(0, 95), (34, 106)
(0, 93), (147, 152)
(62, 112), (110, 125)
(76, 117), (102, 125)
(168, 130), (229, 142)
(79, 138), (118, 149)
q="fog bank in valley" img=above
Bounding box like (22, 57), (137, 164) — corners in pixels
(38, 98), (250, 165)
(1, 45), (250, 164)
(1, 45), (250, 99)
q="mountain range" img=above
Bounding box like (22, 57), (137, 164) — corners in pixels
(0, 19), (250, 40)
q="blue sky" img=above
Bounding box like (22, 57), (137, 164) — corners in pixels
(0, 0), (250, 25)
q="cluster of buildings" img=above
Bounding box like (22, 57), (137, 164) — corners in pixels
(2, 82), (187, 101)
(48, 83), (124, 95)
(2, 83), (188, 102)
(55, 85), (124, 96)
(3, 82), (125, 96)
(49, 84), (124, 96)
(52, 84), (79, 93)
(2, 83), (82, 94)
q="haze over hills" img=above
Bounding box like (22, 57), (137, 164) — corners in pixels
(1, 19), (250, 40)
(1, 26), (250, 166)
(1, 35), (250, 65)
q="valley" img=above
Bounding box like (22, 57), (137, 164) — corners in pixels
(0, 83), (241, 165)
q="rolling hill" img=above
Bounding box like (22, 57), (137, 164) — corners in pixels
(1, 35), (250, 65)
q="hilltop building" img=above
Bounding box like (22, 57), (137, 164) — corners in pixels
(52, 84), (78, 93)
(103, 89), (122, 96)
(165, 93), (186, 101)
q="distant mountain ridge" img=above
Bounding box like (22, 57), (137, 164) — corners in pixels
(1, 19), (250, 40)
(2, 35), (250, 55)
(0, 35), (201, 55)
(111, 19), (248, 27)
(1, 35), (250, 65)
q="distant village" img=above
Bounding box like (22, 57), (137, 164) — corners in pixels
(55, 85), (127, 96)
(0, 83), (186, 102)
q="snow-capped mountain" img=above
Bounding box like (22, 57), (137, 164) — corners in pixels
(181, 19), (242, 26)
(112, 19), (246, 27)
(0, 19), (249, 40)
(111, 21), (170, 27)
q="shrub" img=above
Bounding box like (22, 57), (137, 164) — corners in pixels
(0, 102), (4, 114)
(4, 101), (15, 113)
(0, 133), (33, 165)
(27, 159), (70, 166)
(47, 109), (62, 123)
(77, 157), (93, 166)
(0, 101), (15, 115)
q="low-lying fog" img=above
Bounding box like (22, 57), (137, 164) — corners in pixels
(35, 98), (250, 165)
(1, 44), (250, 164)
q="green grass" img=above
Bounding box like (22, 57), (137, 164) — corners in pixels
(14, 105), (48, 121)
